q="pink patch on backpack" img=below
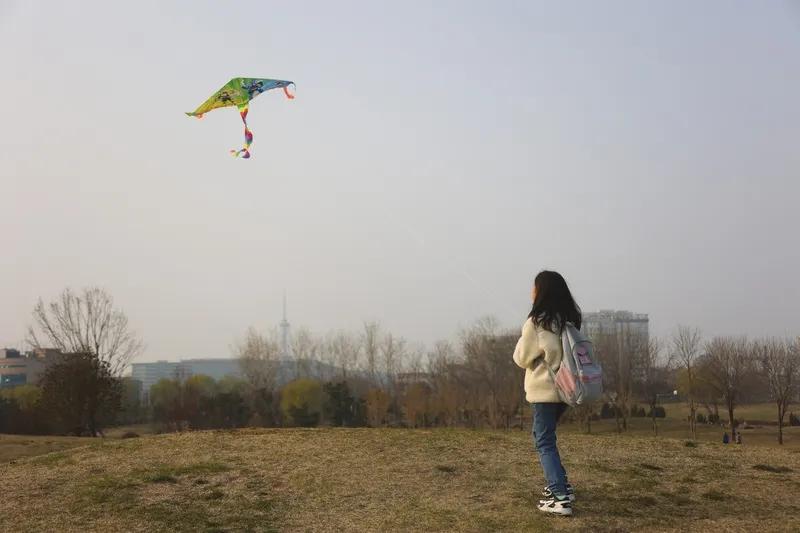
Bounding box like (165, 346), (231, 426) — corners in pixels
(554, 366), (577, 397)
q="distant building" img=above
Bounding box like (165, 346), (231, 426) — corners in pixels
(130, 360), (183, 395)
(0, 348), (62, 388)
(180, 358), (241, 382)
(132, 297), (299, 399)
(396, 372), (432, 389)
(583, 310), (649, 343)
(131, 358), (243, 398)
(583, 311), (649, 380)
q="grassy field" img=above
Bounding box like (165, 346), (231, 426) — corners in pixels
(661, 402), (798, 423)
(0, 434), (90, 463)
(0, 425), (156, 462)
(1, 428), (799, 532)
(554, 406), (800, 450)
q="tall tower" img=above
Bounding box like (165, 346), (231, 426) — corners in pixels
(280, 292), (291, 359)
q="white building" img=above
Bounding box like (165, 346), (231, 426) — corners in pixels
(131, 358), (242, 398)
(583, 310), (649, 344)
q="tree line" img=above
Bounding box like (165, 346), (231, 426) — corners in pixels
(2, 287), (799, 445)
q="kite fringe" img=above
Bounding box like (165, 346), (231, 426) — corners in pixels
(283, 85), (295, 99)
(230, 104), (253, 159)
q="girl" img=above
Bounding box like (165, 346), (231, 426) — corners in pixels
(513, 270), (582, 516)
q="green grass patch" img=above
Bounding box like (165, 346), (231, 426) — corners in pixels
(28, 451), (73, 466)
(138, 502), (212, 530)
(80, 475), (140, 506)
(137, 461), (230, 483)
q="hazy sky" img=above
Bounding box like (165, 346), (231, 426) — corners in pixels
(2, 1), (799, 362)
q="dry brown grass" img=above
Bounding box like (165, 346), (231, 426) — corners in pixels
(1, 428), (799, 532)
(560, 415), (800, 449)
(0, 434), (89, 463)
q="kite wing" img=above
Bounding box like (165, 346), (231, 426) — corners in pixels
(186, 77), (294, 158)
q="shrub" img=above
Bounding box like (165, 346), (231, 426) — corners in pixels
(789, 412), (799, 427)
(708, 413), (720, 424)
(365, 388), (391, 427)
(600, 403), (621, 419)
(629, 405), (645, 417)
(287, 404), (320, 427)
(647, 406), (666, 418)
(696, 413), (707, 424)
(120, 431), (140, 439)
(280, 379), (324, 427)
(323, 382), (367, 427)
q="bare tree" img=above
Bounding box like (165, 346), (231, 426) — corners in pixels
(619, 328), (647, 430)
(361, 322), (381, 385)
(692, 364), (721, 422)
(670, 326), (703, 439)
(637, 337), (670, 435)
(365, 388), (391, 427)
(380, 332), (406, 391)
(427, 340), (458, 385)
(236, 327), (280, 391)
(402, 382), (431, 428)
(756, 338), (799, 445)
(703, 336), (751, 440)
(593, 328), (645, 433)
(462, 317), (520, 429)
(291, 326), (318, 379)
(572, 404), (595, 434)
(27, 287), (143, 376)
(404, 343), (427, 376)
(427, 340), (462, 427)
(315, 335), (339, 382)
(380, 333), (406, 424)
(593, 332), (623, 432)
(328, 330), (361, 380)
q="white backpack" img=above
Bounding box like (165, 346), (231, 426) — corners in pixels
(547, 322), (603, 406)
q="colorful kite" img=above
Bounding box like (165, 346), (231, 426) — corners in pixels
(186, 77), (295, 159)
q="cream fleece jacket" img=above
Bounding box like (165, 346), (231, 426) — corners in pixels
(512, 318), (563, 403)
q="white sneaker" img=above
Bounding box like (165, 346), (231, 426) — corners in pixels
(537, 493), (573, 516)
(542, 484), (576, 502)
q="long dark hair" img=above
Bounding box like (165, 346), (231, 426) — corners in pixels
(528, 270), (582, 332)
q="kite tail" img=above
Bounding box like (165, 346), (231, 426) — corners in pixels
(230, 104), (253, 159)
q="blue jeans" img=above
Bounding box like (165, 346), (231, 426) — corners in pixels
(532, 402), (569, 496)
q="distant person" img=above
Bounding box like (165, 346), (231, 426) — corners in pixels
(736, 433), (742, 445)
(513, 270), (581, 517)
(722, 432), (730, 444)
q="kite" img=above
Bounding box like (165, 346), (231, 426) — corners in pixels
(186, 77), (295, 159)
